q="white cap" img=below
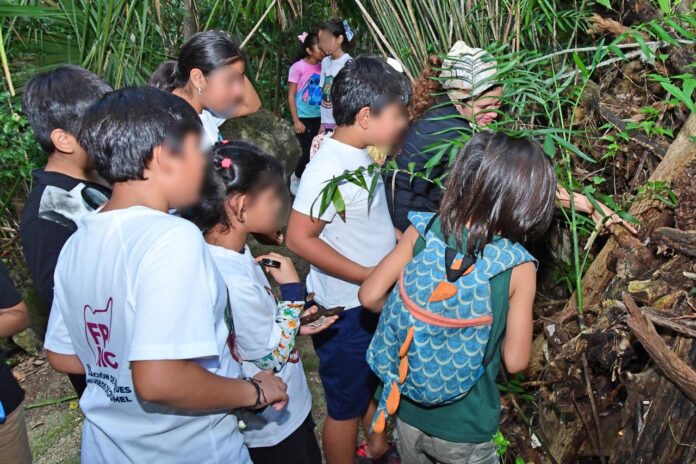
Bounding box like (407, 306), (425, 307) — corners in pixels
(439, 41), (499, 100)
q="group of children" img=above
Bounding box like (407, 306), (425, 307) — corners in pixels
(0, 21), (571, 464)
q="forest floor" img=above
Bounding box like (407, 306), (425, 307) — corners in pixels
(14, 239), (330, 463)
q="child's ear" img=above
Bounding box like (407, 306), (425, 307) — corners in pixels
(356, 107), (371, 130)
(225, 193), (247, 224)
(50, 129), (78, 154)
(190, 68), (207, 93)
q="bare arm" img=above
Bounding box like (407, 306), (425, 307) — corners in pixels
(556, 187), (637, 235)
(46, 351), (85, 375)
(288, 82), (306, 134)
(359, 226), (419, 312)
(501, 262), (537, 373)
(231, 75), (262, 118)
(131, 360), (287, 412)
(286, 210), (371, 285)
(0, 300), (30, 338)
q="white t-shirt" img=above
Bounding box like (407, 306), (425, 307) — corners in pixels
(44, 206), (250, 464)
(292, 137), (396, 308)
(199, 109), (226, 149)
(319, 53), (352, 126)
(209, 244), (312, 448)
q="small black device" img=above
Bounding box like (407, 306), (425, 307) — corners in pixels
(260, 258), (281, 269)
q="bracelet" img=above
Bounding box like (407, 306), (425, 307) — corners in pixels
(245, 377), (267, 407)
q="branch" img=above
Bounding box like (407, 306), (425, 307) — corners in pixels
(623, 293), (696, 404)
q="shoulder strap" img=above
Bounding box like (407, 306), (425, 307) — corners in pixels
(423, 213), (438, 237)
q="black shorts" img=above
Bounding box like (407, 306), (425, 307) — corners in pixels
(247, 413), (321, 464)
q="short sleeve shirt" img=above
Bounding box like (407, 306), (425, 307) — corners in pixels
(44, 206), (249, 463)
(288, 59), (322, 118)
(319, 54), (352, 126)
(292, 137), (396, 308)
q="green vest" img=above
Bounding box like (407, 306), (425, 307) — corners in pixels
(380, 220), (510, 443)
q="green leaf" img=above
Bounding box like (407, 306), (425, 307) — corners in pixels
(331, 188), (346, 222)
(596, 0), (612, 10)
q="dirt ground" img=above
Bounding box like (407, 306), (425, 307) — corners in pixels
(12, 238), (331, 463)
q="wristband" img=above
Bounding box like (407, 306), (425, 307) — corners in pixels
(245, 377), (267, 407)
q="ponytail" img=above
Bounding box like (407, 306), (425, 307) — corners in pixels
(150, 30), (245, 92)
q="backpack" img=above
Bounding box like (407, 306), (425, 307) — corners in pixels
(366, 212), (536, 432)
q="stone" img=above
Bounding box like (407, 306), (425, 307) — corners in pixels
(12, 327), (43, 357)
(219, 109), (301, 177)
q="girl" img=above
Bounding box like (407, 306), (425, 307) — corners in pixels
(318, 19), (354, 133)
(387, 42), (635, 236)
(191, 140), (337, 464)
(288, 32), (325, 194)
(150, 30), (262, 149)
(359, 132), (556, 464)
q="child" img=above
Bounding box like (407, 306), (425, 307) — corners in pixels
(43, 86), (287, 463)
(19, 65), (113, 395)
(288, 32), (324, 194)
(287, 56), (411, 464)
(359, 132), (557, 464)
(149, 30), (261, 149)
(318, 19), (354, 133)
(191, 140), (337, 464)
(0, 261), (31, 464)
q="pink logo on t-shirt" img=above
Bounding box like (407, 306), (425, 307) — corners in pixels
(84, 298), (119, 369)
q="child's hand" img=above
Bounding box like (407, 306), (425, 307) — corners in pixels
(298, 306), (339, 335)
(591, 202), (639, 236)
(318, 124), (325, 135)
(256, 253), (300, 285)
(293, 120), (306, 134)
(251, 369), (288, 411)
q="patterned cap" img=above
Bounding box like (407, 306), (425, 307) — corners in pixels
(439, 41), (499, 99)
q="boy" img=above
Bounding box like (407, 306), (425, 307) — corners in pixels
(287, 56), (411, 464)
(44, 86), (288, 463)
(20, 67), (113, 330)
(0, 261), (32, 464)
(20, 65), (113, 396)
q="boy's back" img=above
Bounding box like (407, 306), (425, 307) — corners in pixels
(45, 206), (247, 462)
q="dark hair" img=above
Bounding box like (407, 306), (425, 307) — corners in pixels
(191, 140), (285, 233)
(78, 86), (203, 184)
(439, 131), (557, 256)
(319, 19), (354, 50)
(149, 30), (245, 92)
(331, 55), (412, 126)
(22, 65), (112, 154)
(296, 32), (320, 61)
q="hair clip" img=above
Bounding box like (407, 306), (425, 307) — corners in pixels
(220, 158), (232, 169)
(221, 139), (229, 144)
(297, 32), (308, 42)
(342, 20), (354, 41)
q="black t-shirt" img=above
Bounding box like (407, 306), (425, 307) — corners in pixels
(385, 97), (472, 232)
(0, 260), (26, 414)
(19, 170), (111, 335)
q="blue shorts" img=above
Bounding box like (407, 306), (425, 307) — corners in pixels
(311, 305), (379, 420)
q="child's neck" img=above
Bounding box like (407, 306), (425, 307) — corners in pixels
(100, 182), (169, 214)
(173, 86), (204, 114)
(332, 126), (368, 150)
(331, 49), (345, 60)
(205, 224), (247, 253)
(45, 153), (107, 187)
(303, 56), (319, 65)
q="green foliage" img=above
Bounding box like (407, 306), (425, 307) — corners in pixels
(637, 181), (679, 208)
(0, 0), (182, 88)
(492, 430), (510, 456)
(0, 93), (42, 210)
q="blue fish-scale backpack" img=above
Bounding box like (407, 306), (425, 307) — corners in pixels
(366, 212), (536, 432)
